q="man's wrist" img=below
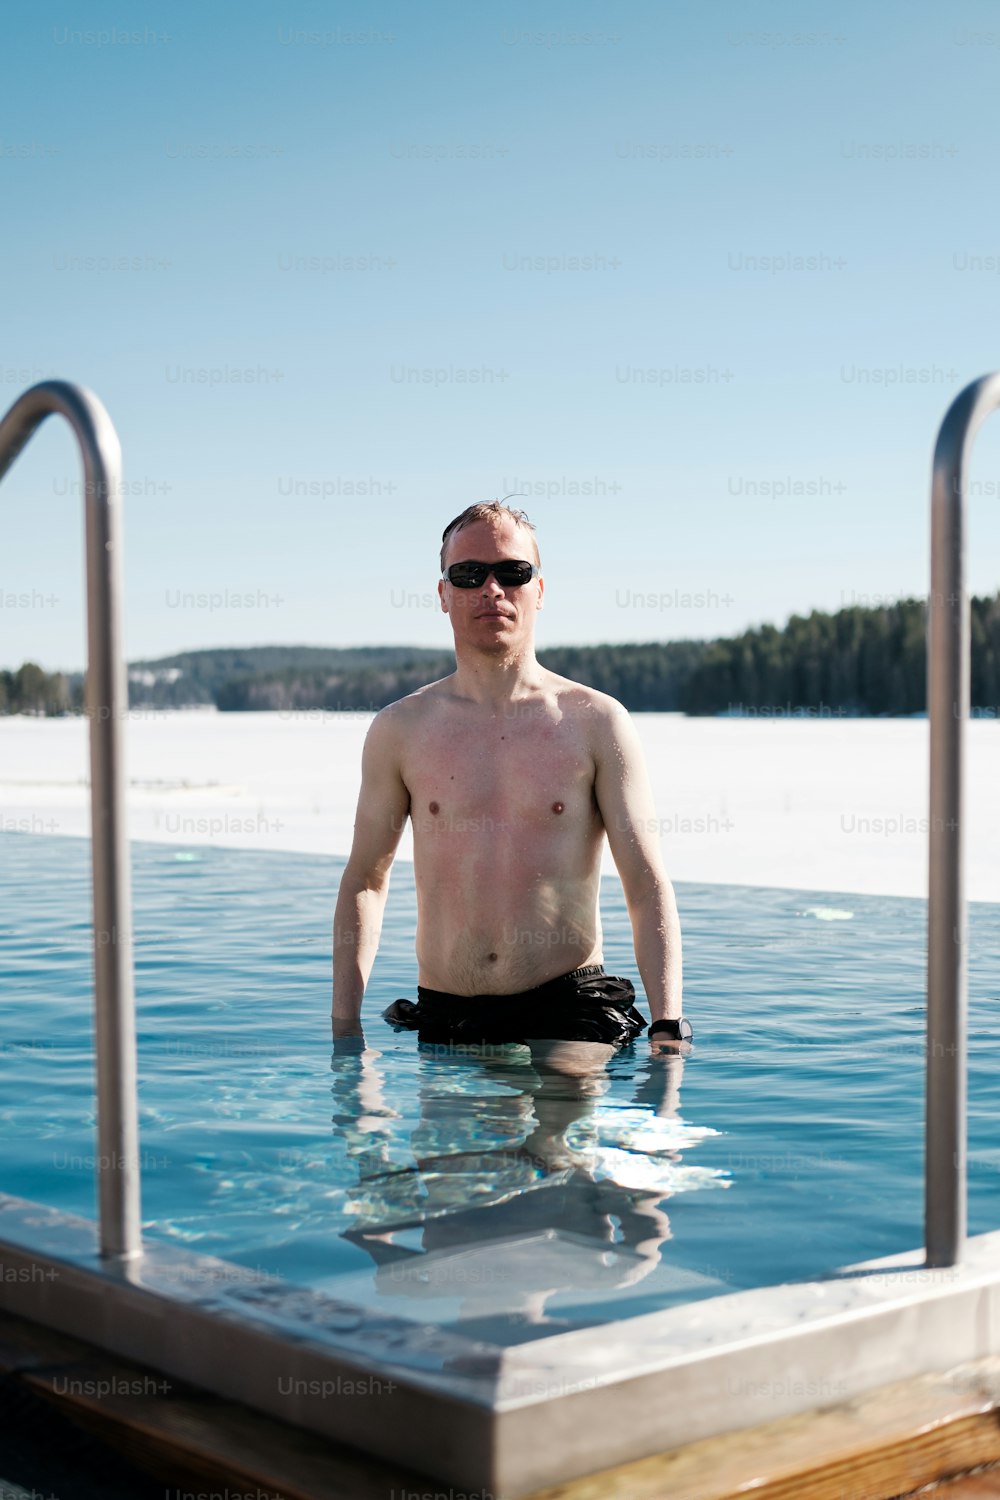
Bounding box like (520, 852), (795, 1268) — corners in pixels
(332, 1011), (363, 1032)
(647, 1015), (693, 1041)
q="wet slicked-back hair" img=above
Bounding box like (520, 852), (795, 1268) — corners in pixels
(439, 500), (540, 572)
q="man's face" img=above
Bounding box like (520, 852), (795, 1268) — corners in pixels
(438, 516), (544, 650)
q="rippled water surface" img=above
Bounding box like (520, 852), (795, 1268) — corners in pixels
(2, 832), (999, 1347)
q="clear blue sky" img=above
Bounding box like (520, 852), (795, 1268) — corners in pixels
(3, 0), (1000, 671)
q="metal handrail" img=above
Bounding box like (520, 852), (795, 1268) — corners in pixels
(0, 380), (140, 1261)
(926, 372), (1000, 1267)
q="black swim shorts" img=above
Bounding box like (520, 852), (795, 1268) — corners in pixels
(381, 964), (647, 1046)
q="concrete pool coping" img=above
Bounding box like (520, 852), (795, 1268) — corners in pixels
(1, 1192), (998, 1496)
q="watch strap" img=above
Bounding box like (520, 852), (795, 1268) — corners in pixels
(647, 1016), (693, 1041)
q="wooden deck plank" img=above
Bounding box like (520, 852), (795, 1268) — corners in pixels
(524, 1361), (1000, 1500)
(921, 1468), (1000, 1497)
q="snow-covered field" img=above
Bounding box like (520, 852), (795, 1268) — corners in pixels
(1, 709), (998, 901)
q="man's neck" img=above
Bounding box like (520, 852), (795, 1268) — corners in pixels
(450, 642), (547, 707)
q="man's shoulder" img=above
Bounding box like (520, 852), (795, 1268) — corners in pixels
(546, 673), (629, 725)
(368, 675), (457, 731)
(546, 676), (639, 765)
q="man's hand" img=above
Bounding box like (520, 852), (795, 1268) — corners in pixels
(644, 1014), (692, 1062)
(648, 1032), (692, 1058)
(332, 1014), (366, 1054)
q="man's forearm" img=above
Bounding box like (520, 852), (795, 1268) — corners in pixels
(628, 880), (683, 1023)
(332, 879), (388, 1021)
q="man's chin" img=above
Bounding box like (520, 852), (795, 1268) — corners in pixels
(460, 631), (525, 657)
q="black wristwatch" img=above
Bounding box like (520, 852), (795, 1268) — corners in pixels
(648, 1016), (693, 1042)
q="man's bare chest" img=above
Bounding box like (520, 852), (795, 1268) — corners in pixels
(401, 717), (596, 830)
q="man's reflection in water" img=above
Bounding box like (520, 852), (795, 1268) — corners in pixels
(329, 1031), (718, 1337)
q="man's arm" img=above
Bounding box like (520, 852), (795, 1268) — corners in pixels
(592, 698), (683, 1027)
(332, 707), (411, 1032)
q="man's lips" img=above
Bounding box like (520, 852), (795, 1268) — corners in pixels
(475, 610), (512, 619)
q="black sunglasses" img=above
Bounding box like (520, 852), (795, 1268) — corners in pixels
(441, 559), (540, 589)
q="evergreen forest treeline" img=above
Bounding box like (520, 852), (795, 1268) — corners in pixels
(5, 593), (1000, 717)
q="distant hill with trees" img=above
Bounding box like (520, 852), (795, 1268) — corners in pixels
(0, 662), (73, 716)
(679, 595), (1000, 716)
(4, 592), (1000, 717)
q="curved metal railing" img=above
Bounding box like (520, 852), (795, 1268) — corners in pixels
(925, 372), (1000, 1267)
(0, 380), (140, 1261)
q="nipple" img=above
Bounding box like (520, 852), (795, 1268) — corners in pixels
(552, 801), (564, 814)
(429, 801), (440, 814)
(488, 952), (498, 962)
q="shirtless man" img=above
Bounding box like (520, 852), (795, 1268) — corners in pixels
(331, 501), (690, 1056)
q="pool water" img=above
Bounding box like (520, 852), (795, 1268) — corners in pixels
(2, 832), (999, 1348)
